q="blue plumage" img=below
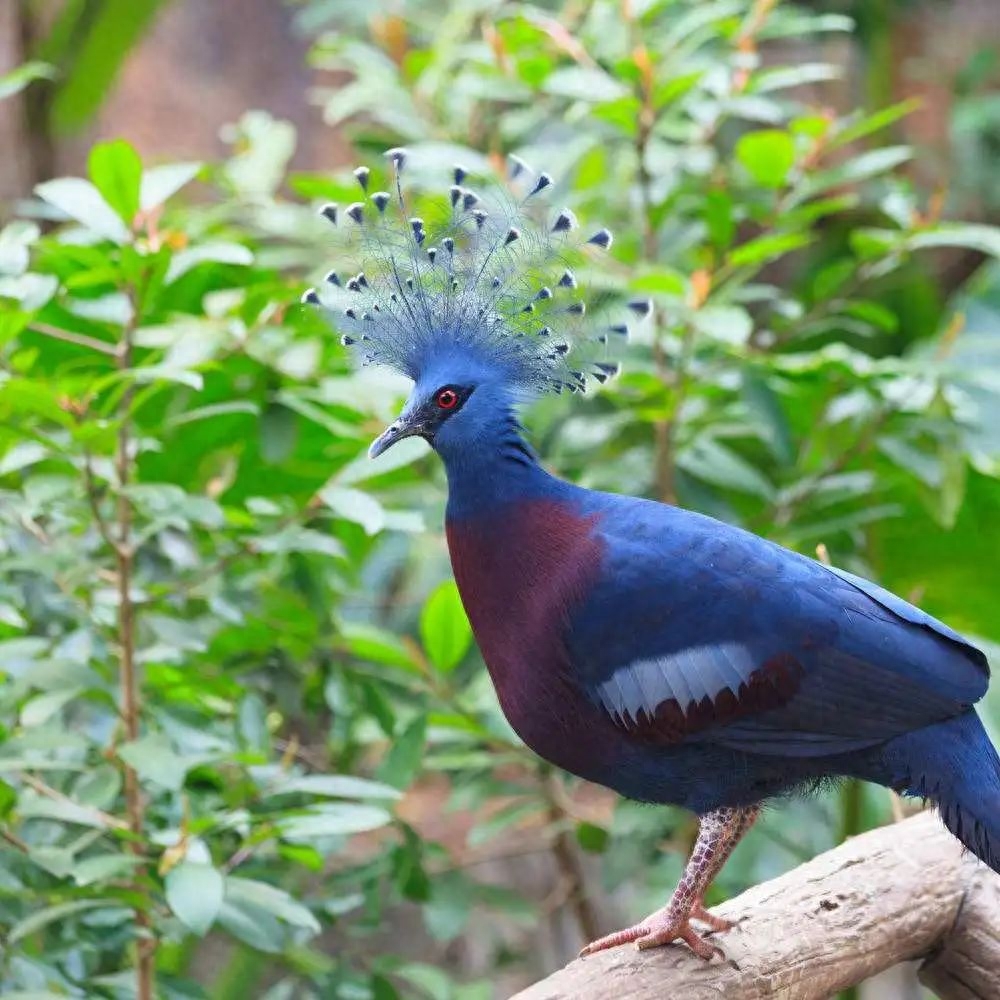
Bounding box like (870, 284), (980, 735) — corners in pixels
(305, 150), (999, 958)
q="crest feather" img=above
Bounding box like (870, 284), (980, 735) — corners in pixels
(304, 150), (640, 395)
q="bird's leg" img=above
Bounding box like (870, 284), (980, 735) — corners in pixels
(689, 805), (759, 933)
(580, 805), (758, 959)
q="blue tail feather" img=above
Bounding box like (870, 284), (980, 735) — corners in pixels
(878, 710), (1000, 873)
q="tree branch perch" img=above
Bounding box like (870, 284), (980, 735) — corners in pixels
(513, 811), (1000, 1000)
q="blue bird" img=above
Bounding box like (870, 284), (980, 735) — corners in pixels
(305, 150), (1000, 959)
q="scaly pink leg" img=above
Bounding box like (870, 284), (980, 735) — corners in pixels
(580, 805), (759, 959)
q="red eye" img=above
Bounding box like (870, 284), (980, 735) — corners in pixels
(436, 388), (459, 410)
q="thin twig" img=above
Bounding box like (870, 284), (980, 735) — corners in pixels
(428, 840), (556, 875)
(27, 322), (117, 357)
(111, 286), (155, 1000)
(82, 449), (119, 553)
(18, 772), (129, 831)
(1, 826), (29, 853)
(544, 775), (601, 944)
(630, 34), (679, 504)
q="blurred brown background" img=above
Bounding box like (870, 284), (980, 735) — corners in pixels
(2, 0), (1000, 208)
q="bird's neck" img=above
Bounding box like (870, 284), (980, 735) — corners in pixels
(438, 411), (569, 520)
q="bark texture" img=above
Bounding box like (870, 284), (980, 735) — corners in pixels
(512, 812), (1000, 1000)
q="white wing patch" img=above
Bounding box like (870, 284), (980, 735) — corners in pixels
(594, 642), (759, 723)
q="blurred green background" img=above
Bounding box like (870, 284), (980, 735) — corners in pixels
(1, 1), (999, 998)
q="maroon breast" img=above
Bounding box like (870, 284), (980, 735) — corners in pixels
(446, 500), (615, 772)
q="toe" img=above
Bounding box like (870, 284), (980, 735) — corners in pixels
(680, 925), (725, 961)
(579, 925), (645, 956)
(633, 919), (724, 960)
(691, 904), (734, 933)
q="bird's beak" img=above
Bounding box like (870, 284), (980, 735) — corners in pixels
(368, 415), (423, 459)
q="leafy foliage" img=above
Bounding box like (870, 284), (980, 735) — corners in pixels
(2, 1), (1000, 998)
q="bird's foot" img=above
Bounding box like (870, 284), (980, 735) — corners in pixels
(579, 905), (724, 960)
(579, 806), (757, 961)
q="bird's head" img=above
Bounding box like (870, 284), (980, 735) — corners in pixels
(368, 349), (509, 460)
(301, 148), (651, 463)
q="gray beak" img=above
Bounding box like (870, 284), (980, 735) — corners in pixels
(368, 417), (423, 459)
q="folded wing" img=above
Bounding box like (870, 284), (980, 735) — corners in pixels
(568, 501), (988, 757)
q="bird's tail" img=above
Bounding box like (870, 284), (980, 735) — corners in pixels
(878, 710), (1000, 874)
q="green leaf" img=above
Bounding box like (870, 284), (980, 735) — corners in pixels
(29, 846), (75, 878)
(833, 98), (921, 148)
(0, 602), (26, 629)
(166, 862), (224, 935)
(678, 437), (775, 498)
(937, 447), (968, 531)
(21, 687), (82, 727)
(692, 305), (753, 346)
(338, 622), (418, 671)
(9, 899), (109, 942)
(850, 227), (899, 261)
(88, 140), (142, 224)
(729, 233), (813, 267)
(424, 873), (471, 941)
(337, 435), (427, 484)
(0, 62), (56, 102)
(167, 400), (260, 428)
(35, 177), (131, 243)
(842, 299), (899, 333)
(735, 130), (796, 188)
(74, 766), (123, 810)
(277, 804), (392, 842)
(543, 67), (628, 102)
(0, 758), (87, 773)
(165, 241), (254, 283)
(320, 485), (385, 535)
(225, 876), (321, 933)
(2, 993), (79, 1000)
(468, 802), (542, 847)
(419, 580), (472, 673)
(73, 853), (141, 886)
(908, 224), (1000, 259)
(752, 63), (840, 94)
(630, 269), (687, 297)
(238, 692), (269, 752)
(217, 899), (283, 953)
(704, 189), (735, 250)
(269, 774), (401, 801)
(0, 441), (48, 476)
(260, 403), (298, 464)
(140, 162), (202, 211)
(575, 821), (610, 853)
(50, 0), (168, 130)
(377, 715), (427, 789)
(371, 975), (403, 1000)
(800, 147), (913, 200)
(117, 734), (195, 791)
(18, 793), (111, 830)
(0, 221), (41, 277)
(223, 111), (297, 197)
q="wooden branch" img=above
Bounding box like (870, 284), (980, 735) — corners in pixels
(920, 858), (1000, 999)
(513, 812), (1000, 1000)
